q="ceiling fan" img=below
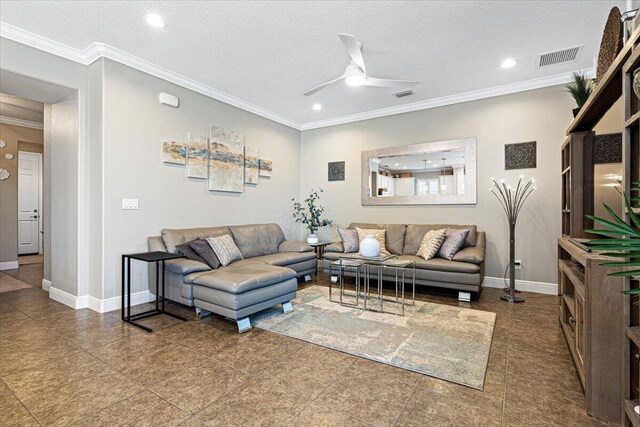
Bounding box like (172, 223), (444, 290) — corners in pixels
(304, 33), (420, 96)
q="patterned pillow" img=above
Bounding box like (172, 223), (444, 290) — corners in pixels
(416, 229), (446, 260)
(338, 229), (359, 253)
(206, 235), (244, 267)
(438, 229), (470, 260)
(355, 227), (390, 256)
(188, 239), (221, 269)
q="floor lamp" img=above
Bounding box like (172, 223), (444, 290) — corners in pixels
(490, 176), (536, 303)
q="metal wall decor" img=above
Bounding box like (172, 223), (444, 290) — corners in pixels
(328, 161), (345, 181)
(594, 133), (623, 164)
(0, 169), (9, 181)
(5, 153), (14, 160)
(0, 140), (6, 149)
(505, 141), (537, 170)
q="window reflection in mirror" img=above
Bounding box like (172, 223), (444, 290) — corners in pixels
(369, 149), (466, 198)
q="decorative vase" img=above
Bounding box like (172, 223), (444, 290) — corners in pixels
(307, 233), (319, 244)
(359, 235), (381, 257)
(633, 68), (640, 99)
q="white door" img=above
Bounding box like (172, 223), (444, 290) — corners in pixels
(18, 152), (41, 255)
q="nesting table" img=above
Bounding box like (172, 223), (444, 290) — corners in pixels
(329, 254), (416, 316)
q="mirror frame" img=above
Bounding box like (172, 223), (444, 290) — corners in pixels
(361, 137), (477, 206)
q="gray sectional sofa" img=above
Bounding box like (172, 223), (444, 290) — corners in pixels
(323, 223), (486, 300)
(147, 223), (316, 332)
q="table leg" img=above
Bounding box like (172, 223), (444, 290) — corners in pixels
(127, 256), (131, 321)
(121, 255), (125, 321)
(155, 261), (160, 311)
(161, 260), (166, 311)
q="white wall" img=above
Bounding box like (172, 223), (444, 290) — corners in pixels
(102, 59), (301, 298)
(300, 85), (575, 285)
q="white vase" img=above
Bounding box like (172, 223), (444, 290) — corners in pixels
(359, 234), (381, 257)
(307, 233), (319, 244)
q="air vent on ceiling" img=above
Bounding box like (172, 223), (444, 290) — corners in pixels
(536, 46), (582, 68)
(393, 90), (414, 98)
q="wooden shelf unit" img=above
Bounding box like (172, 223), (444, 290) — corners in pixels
(558, 238), (625, 423)
(561, 21), (640, 427)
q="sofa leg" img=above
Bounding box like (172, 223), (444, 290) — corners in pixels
(282, 301), (293, 314)
(195, 307), (213, 319)
(236, 317), (252, 333)
(458, 292), (472, 302)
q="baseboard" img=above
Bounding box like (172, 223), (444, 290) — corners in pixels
(484, 276), (557, 295)
(42, 279), (51, 291)
(48, 287), (155, 313)
(0, 261), (19, 271)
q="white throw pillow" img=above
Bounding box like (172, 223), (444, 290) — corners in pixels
(416, 229), (447, 261)
(206, 234), (244, 266)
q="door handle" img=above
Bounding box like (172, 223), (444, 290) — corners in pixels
(30, 215), (38, 219)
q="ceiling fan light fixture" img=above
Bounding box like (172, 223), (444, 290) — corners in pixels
(346, 75), (366, 87)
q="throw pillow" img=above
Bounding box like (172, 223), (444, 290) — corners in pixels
(206, 234), (244, 267)
(338, 228), (359, 253)
(175, 239), (207, 264)
(355, 227), (390, 255)
(416, 229), (446, 260)
(438, 228), (470, 260)
(188, 239), (221, 269)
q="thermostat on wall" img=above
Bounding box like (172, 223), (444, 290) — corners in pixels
(159, 92), (179, 108)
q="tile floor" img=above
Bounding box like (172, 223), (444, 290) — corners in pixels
(0, 273), (608, 426)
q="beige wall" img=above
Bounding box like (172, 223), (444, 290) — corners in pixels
(102, 59), (301, 298)
(300, 85), (575, 285)
(0, 123), (43, 265)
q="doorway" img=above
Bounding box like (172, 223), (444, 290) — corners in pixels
(18, 151), (43, 255)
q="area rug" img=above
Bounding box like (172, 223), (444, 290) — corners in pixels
(252, 286), (496, 390)
(0, 272), (32, 293)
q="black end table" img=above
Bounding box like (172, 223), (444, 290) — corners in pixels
(308, 241), (333, 275)
(121, 251), (187, 332)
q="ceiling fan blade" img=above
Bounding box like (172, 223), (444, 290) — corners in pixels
(303, 74), (348, 96)
(361, 77), (420, 89)
(338, 33), (366, 75)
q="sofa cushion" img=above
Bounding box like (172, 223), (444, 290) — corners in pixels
(452, 246), (485, 265)
(229, 223), (286, 258)
(189, 239), (221, 269)
(252, 252), (317, 267)
(403, 224), (477, 255)
(397, 255), (480, 274)
(161, 226), (231, 254)
(338, 229), (359, 253)
(175, 240), (207, 264)
(278, 241), (313, 253)
(193, 264), (296, 294)
(193, 278), (297, 311)
(207, 235), (244, 267)
(325, 242), (344, 253)
(348, 223), (406, 255)
(164, 258), (211, 275)
(437, 228), (470, 260)
(417, 229), (446, 260)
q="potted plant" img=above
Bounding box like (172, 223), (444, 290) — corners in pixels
(292, 188), (332, 244)
(566, 72), (594, 117)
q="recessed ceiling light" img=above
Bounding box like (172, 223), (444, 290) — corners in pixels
(145, 14), (166, 28)
(394, 163), (399, 166)
(312, 103), (322, 111)
(403, 166), (407, 169)
(501, 58), (517, 69)
(345, 75), (366, 87)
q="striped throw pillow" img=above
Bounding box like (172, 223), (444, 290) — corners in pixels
(355, 227), (389, 256)
(206, 234), (244, 267)
(417, 229), (446, 261)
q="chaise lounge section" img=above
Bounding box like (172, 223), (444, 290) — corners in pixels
(147, 223), (315, 331)
(323, 222), (486, 300)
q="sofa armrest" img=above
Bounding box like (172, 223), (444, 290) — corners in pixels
(279, 241), (313, 253)
(165, 258), (211, 275)
(452, 246), (485, 265)
(325, 242), (344, 253)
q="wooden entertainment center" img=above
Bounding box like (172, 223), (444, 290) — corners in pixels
(559, 25), (640, 426)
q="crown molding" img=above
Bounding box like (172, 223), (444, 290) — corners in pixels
(1, 21), (593, 133)
(0, 115), (43, 129)
(0, 22), (302, 130)
(300, 68), (594, 131)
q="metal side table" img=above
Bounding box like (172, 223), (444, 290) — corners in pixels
(121, 251), (188, 332)
(378, 258), (417, 316)
(328, 259), (364, 308)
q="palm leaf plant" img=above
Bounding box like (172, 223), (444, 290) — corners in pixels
(566, 72), (593, 109)
(586, 181), (640, 301)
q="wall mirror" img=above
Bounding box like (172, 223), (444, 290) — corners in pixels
(361, 137), (477, 205)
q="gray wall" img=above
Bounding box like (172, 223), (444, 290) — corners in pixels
(301, 85), (575, 285)
(102, 59), (301, 298)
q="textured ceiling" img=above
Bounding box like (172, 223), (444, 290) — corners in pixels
(0, 1), (626, 126)
(0, 92), (44, 123)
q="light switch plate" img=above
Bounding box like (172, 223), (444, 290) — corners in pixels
(122, 198), (139, 210)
